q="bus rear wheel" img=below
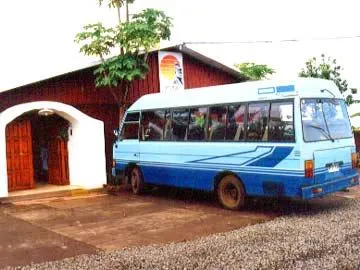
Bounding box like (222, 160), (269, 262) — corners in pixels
(217, 175), (245, 210)
(130, 167), (144, 195)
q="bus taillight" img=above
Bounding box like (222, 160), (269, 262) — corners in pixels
(112, 159), (116, 168)
(305, 160), (314, 178)
(351, 153), (358, 169)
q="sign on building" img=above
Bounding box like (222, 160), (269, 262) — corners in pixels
(158, 51), (184, 93)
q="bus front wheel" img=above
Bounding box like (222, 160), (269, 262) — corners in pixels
(130, 167), (144, 195)
(217, 175), (245, 210)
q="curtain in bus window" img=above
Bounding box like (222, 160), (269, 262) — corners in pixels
(247, 103), (270, 141)
(172, 109), (189, 141)
(163, 110), (172, 140)
(268, 101), (294, 142)
(141, 110), (166, 141)
(188, 107), (208, 141)
(227, 104), (246, 141)
(209, 106), (227, 141)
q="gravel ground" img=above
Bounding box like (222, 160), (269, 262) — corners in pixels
(5, 197), (360, 270)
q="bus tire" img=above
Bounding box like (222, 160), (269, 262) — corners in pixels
(217, 175), (245, 210)
(130, 166), (144, 195)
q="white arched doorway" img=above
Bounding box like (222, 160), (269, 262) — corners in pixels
(0, 101), (107, 198)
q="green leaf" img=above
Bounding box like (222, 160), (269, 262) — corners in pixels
(234, 62), (275, 81)
(298, 54), (355, 104)
(75, 3), (172, 102)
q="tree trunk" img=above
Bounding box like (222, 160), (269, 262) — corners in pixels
(126, 0), (129, 22)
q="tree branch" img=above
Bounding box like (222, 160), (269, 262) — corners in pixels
(109, 87), (121, 106)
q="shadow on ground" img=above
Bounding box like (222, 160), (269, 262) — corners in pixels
(136, 185), (352, 216)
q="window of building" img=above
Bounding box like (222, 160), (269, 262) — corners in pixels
(141, 110), (166, 141)
(188, 107), (208, 141)
(226, 104), (246, 141)
(247, 103), (270, 141)
(172, 109), (189, 141)
(209, 106), (227, 141)
(268, 101), (295, 142)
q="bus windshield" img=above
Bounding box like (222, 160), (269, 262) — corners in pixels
(301, 98), (352, 142)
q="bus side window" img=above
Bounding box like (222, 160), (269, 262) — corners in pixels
(122, 123), (139, 139)
(172, 109), (189, 141)
(247, 103), (270, 141)
(141, 110), (166, 141)
(209, 106), (227, 141)
(226, 104), (246, 141)
(269, 101), (294, 142)
(188, 107), (208, 141)
(121, 112), (140, 140)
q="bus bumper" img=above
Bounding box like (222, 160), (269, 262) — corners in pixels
(301, 173), (359, 199)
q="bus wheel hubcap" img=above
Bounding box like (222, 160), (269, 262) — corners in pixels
(223, 183), (239, 205)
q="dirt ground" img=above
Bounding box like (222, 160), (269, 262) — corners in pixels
(0, 186), (359, 268)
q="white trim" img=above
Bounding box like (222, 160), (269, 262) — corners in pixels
(0, 101), (107, 198)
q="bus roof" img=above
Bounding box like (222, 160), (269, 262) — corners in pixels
(128, 78), (341, 111)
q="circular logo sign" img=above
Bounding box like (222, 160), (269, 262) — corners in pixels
(160, 55), (179, 80)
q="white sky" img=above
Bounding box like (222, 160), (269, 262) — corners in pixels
(1, 0), (360, 94)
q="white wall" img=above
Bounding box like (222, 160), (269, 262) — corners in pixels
(0, 101), (107, 198)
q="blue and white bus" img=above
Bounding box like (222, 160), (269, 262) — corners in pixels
(113, 78), (359, 209)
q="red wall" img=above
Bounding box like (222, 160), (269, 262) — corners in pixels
(183, 54), (238, 89)
(0, 51), (239, 177)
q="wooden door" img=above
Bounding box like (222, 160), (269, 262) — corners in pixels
(48, 137), (69, 185)
(6, 119), (35, 191)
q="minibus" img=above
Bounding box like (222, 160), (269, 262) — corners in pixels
(112, 78), (359, 209)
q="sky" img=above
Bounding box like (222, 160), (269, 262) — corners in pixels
(1, 0), (360, 95)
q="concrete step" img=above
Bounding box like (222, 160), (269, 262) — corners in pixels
(0, 187), (104, 204)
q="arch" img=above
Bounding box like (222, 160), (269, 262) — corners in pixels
(0, 101), (107, 197)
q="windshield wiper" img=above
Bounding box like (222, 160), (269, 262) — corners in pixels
(308, 124), (335, 142)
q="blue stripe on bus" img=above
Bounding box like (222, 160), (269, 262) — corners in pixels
(189, 146), (273, 165)
(246, 146), (293, 167)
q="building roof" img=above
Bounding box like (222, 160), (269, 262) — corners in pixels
(128, 78), (340, 111)
(0, 43), (242, 94)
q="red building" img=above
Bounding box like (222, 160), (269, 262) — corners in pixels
(0, 44), (243, 197)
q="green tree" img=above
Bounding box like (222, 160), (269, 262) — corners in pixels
(75, 0), (172, 112)
(235, 62), (275, 81)
(299, 54), (357, 105)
